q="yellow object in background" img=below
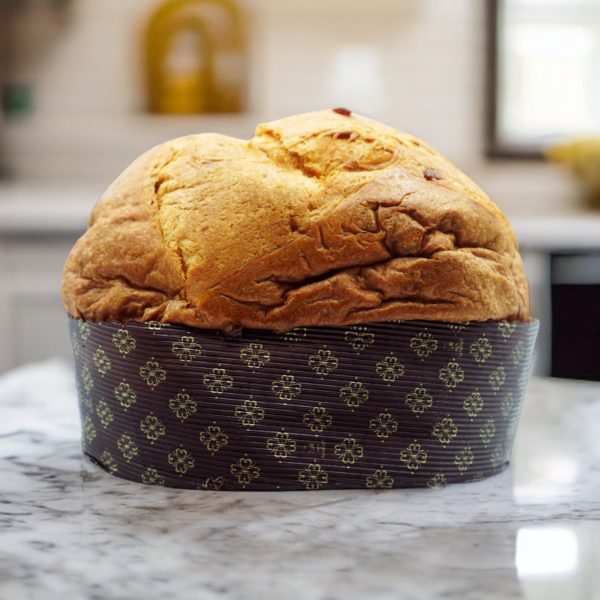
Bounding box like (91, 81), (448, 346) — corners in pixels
(145, 0), (245, 114)
(547, 138), (600, 210)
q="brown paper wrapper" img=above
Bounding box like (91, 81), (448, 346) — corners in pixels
(69, 318), (538, 491)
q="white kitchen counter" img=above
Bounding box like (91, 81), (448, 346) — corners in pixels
(1, 360), (599, 600)
(0, 184), (99, 234)
(511, 216), (600, 251)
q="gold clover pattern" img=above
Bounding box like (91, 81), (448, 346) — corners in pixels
(339, 379), (369, 409)
(400, 442), (427, 472)
(96, 401), (114, 428)
(230, 456), (260, 487)
(469, 336), (493, 363)
(344, 326), (375, 352)
(490, 445), (506, 468)
(366, 468), (394, 489)
(83, 415), (96, 446)
(117, 434), (138, 462)
(410, 331), (438, 359)
(139, 360), (166, 388)
(141, 467), (165, 486)
(298, 463), (328, 490)
(454, 446), (474, 473)
(199, 424), (229, 455)
(512, 342), (524, 365)
(203, 367), (233, 395)
(93, 348), (111, 376)
(240, 343), (270, 369)
(202, 476), (226, 491)
(489, 366), (506, 392)
(479, 418), (496, 445)
(81, 365), (94, 393)
(77, 320), (91, 341)
(266, 431), (297, 459)
(147, 321), (168, 333)
(140, 414), (166, 444)
(172, 336), (202, 364)
(114, 380), (137, 410)
(168, 447), (195, 475)
(463, 391), (483, 419)
(169, 391), (197, 422)
(369, 411), (398, 440)
(234, 399), (265, 428)
(501, 393), (514, 417)
(99, 450), (118, 474)
(432, 417), (458, 446)
(71, 333), (82, 359)
(71, 317), (536, 491)
(405, 386), (433, 415)
(375, 354), (405, 383)
(81, 394), (93, 411)
(446, 339), (464, 357)
(308, 348), (339, 376)
(272, 373), (302, 402)
(334, 436), (364, 465)
(112, 329), (136, 357)
(439, 361), (465, 389)
(303, 405), (333, 433)
(498, 321), (516, 339)
(427, 472), (447, 488)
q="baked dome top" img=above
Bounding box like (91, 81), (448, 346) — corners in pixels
(62, 109), (530, 330)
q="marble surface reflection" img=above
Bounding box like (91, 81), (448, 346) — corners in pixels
(1, 360), (599, 600)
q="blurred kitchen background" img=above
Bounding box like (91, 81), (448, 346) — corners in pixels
(0, 0), (599, 378)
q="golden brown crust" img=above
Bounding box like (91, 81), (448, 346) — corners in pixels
(61, 109), (530, 330)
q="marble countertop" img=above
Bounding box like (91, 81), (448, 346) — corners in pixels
(2, 360), (600, 600)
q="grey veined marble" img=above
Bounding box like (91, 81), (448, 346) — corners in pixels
(1, 360), (599, 600)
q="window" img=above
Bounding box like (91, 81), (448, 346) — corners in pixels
(487, 0), (600, 156)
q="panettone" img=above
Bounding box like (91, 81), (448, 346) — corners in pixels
(64, 109), (538, 491)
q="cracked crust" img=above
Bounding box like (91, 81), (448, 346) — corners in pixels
(61, 109), (530, 330)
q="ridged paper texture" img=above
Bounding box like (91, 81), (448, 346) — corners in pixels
(70, 318), (538, 491)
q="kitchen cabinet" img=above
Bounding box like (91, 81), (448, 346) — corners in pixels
(0, 233), (79, 371)
(513, 216), (600, 380)
(550, 253), (600, 381)
(0, 188), (90, 372)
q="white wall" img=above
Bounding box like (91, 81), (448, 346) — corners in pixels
(3, 0), (579, 215)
